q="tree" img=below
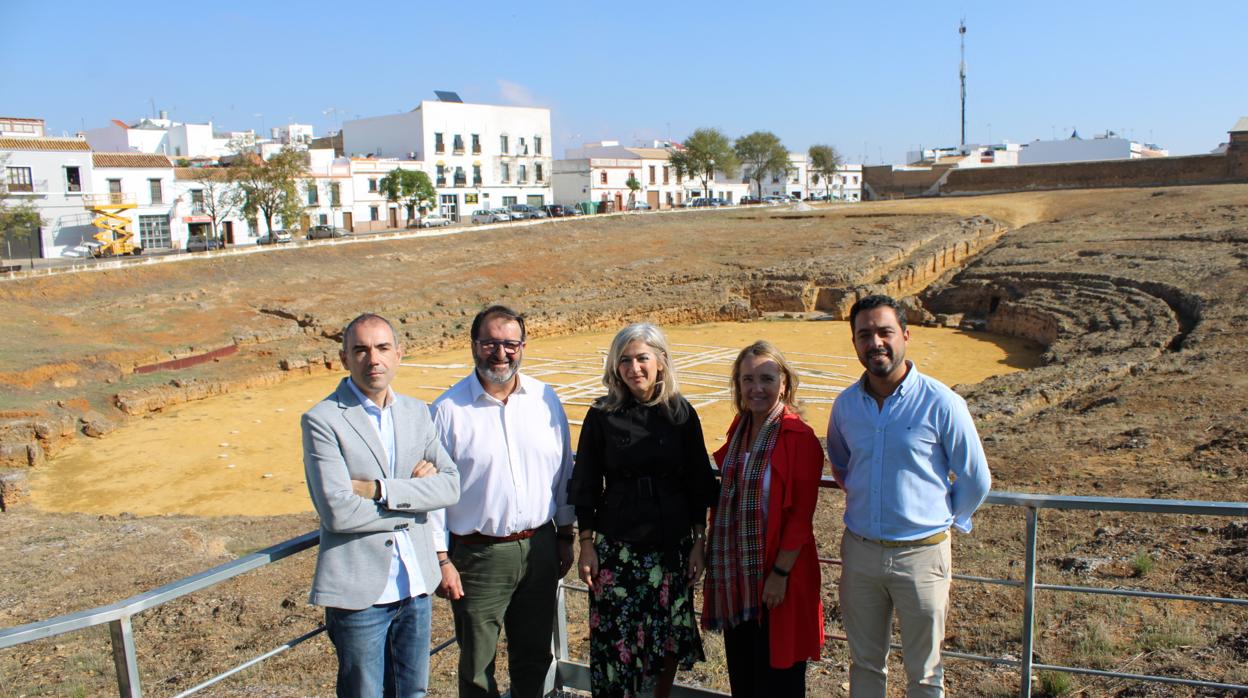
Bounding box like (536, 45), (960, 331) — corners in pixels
(625, 173), (641, 207)
(0, 155), (43, 263)
(808, 144), (844, 199)
(190, 170), (241, 240)
(379, 168), (437, 222)
(232, 148), (307, 236)
(734, 131), (791, 198)
(668, 128), (737, 200)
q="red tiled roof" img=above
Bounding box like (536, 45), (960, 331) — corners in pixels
(93, 152), (173, 168)
(0, 137), (90, 152)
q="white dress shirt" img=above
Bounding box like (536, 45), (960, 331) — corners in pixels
(345, 379), (428, 602)
(429, 371), (575, 551)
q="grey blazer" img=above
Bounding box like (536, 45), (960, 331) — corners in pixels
(302, 378), (460, 610)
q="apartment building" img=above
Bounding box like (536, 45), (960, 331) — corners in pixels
(342, 95), (552, 220)
(90, 152), (178, 252)
(555, 141), (689, 209)
(806, 163), (863, 201)
(1, 136), (96, 259)
(84, 112), (264, 160)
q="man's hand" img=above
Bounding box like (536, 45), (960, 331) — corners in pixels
(350, 479), (377, 499)
(410, 460), (435, 478)
(436, 559), (465, 600)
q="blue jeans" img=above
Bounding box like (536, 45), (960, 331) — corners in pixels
(325, 594), (432, 698)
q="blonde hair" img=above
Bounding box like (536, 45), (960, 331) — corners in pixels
(730, 340), (800, 415)
(597, 323), (689, 421)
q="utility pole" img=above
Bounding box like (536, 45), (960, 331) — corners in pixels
(959, 17), (967, 147)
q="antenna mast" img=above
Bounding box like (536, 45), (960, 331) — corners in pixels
(959, 17), (967, 147)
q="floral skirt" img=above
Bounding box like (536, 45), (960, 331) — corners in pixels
(588, 535), (705, 697)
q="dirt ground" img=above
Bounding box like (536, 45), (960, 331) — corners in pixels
(2, 186), (1248, 696)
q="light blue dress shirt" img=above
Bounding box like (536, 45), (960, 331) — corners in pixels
(826, 361), (991, 541)
(345, 378), (425, 603)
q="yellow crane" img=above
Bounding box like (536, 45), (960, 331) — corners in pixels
(84, 193), (142, 257)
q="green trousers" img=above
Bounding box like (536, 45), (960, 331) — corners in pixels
(450, 523), (558, 698)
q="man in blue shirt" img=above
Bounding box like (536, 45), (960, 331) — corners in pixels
(826, 295), (991, 698)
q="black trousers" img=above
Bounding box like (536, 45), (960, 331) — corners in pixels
(722, 613), (807, 697)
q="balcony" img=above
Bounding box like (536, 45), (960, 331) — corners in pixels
(453, 176), (467, 188)
(472, 177), (482, 186)
(83, 192), (135, 207)
(434, 145), (445, 155)
(472, 145), (481, 155)
(436, 177), (447, 187)
(453, 147), (465, 155)
(6, 179), (48, 194)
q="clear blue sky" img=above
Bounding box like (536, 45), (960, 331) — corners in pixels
(3, 0), (1244, 163)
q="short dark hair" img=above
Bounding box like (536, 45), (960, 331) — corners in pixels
(342, 313), (399, 352)
(470, 305), (527, 343)
(849, 295), (907, 333)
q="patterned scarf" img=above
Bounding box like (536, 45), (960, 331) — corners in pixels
(703, 402), (785, 630)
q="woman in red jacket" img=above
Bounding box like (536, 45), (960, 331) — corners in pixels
(703, 340), (825, 697)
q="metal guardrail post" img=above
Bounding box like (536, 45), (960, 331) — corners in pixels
(1018, 506), (1039, 698)
(109, 616), (141, 697)
(549, 582), (570, 694)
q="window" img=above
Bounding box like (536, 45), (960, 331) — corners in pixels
(454, 167), (466, 186)
(434, 133), (445, 154)
(138, 215), (171, 249)
(518, 165), (527, 183)
(149, 179), (163, 205)
(6, 166), (33, 193)
(503, 196), (517, 206)
(500, 163), (510, 182)
(500, 135), (509, 154)
(771, 174), (780, 183)
(436, 165), (446, 186)
(471, 134), (481, 154)
(317, 214), (327, 225)
(534, 136), (542, 155)
(453, 135), (464, 153)
(369, 206), (379, 221)
(663, 166), (670, 184)
(65, 166), (81, 193)
(519, 137), (528, 155)
(649, 166), (656, 184)
(535, 163), (543, 182)
(191, 189), (205, 213)
(473, 164), (482, 186)
(307, 183), (319, 205)
(368, 178), (378, 192)
(600, 170), (607, 184)
(676, 171), (682, 184)
(330, 183), (341, 206)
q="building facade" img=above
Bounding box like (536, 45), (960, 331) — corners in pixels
(342, 98), (553, 221)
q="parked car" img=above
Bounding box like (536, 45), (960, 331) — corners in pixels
(471, 209), (510, 224)
(186, 234), (222, 252)
(626, 201), (652, 211)
(256, 230), (292, 245)
(542, 204), (576, 217)
(508, 203), (548, 220)
(490, 207), (516, 221)
(710, 198), (731, 207)
(307, 225), (349, 240)
(417, 212), (451, 228)
(739, 196), (764, 205)
(684, 197), (715, 208)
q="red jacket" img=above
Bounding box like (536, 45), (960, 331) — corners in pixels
(708, 408), (826, 668)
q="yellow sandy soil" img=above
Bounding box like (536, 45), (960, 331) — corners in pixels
(28, 320), (1040, 517)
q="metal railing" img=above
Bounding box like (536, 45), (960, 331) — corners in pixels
(2, 488), (1246, 696)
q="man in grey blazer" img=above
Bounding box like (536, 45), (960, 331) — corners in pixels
(303, 313), (460, 698)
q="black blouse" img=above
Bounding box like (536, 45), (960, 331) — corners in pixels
(567, 395), (720, 549)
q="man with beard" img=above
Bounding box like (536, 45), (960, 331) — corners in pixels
(826, 295), (991, 698)
(430, 305), (576, 698)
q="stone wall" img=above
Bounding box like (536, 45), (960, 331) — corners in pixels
(942, 153), (1239, 194)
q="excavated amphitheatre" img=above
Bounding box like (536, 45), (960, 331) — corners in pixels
(1, 184), (1246, 695)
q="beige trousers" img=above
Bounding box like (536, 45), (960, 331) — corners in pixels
(839, 529), (952, 698)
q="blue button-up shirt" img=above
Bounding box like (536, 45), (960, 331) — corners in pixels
(345, 378), (425, 602)
(826, 361), (991, 541)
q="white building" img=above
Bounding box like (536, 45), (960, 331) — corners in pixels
(271, 123), (314, 146)
(555, 141), (688, 209)
(1, 136), (96, 259)
(90, 152), (179, 252)
(806, 163), (864, 201)
(0, 117), (46, 139)
(342, 96), (552, 220)
(84, 113), (256, 161)
(1018, 131), (1168, 165)
(907, 142), (1022, 168)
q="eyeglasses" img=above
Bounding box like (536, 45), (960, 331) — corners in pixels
(475, 339), (524, 353)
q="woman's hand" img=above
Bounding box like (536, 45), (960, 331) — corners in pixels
(578, 541), (599, 592)
(686, 537), (706, 586)
(762, 572), (788, 609)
